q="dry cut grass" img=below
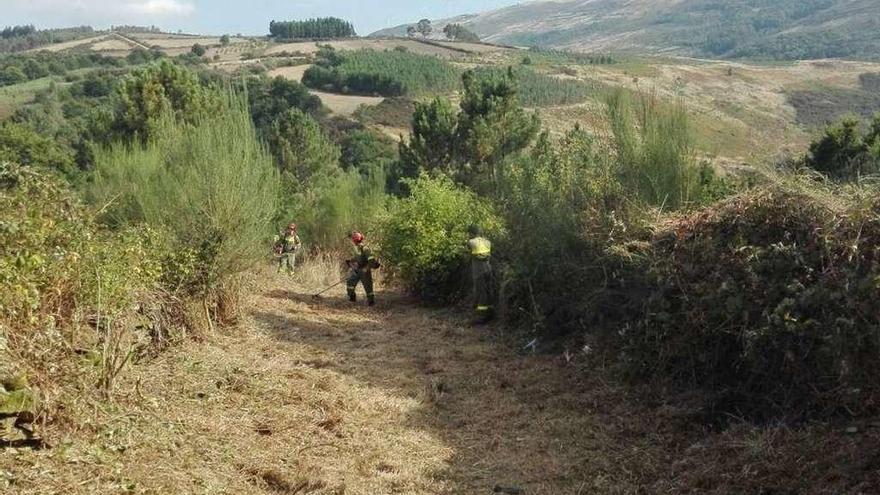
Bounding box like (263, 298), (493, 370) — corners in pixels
(3, 259), (878, 494)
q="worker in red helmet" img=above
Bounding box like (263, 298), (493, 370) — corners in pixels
(274, 222), (302, 276)
(346, 231), (379, 306)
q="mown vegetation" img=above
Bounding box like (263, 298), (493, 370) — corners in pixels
(302, 47), (460, 97)
(269, 18), (356, 40)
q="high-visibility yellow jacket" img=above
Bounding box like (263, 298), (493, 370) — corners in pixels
(467, 236), (492, 260)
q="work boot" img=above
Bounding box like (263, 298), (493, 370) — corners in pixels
(347, 289), (356, 302)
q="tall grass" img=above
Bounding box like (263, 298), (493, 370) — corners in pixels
(606, 89), (705, 210)
(90, 91), (279, 297)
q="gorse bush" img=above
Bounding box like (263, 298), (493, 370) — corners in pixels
(91, 92), (279, 298)
(381, 175), (503, 302)
(302, 48), (460, 97)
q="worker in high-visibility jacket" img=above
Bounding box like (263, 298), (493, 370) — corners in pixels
(466, 224), (493, 323)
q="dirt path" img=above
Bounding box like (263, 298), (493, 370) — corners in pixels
(6, 271), (677, 494)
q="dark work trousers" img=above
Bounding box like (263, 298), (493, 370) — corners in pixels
(347, 268), (375, 305)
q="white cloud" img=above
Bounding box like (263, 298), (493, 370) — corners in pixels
(125, 0), (196, 16)
(10, 0), (196, 18)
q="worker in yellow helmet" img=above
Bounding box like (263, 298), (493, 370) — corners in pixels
(466, 224), (493, 323)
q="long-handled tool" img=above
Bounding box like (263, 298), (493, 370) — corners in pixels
(312, 277), (348, 299)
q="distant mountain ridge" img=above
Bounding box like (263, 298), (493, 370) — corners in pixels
(372, 0), (880, 60)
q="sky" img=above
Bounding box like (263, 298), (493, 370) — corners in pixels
(0, 0), (525, 35)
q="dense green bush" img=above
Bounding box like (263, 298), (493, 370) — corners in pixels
(0, 122), (76, 175)
(339, 129), (398, 175)
(292, 167), (388, 252)
(111, 60), (222, 142)
(266, 108), (340, 188)
(806, 115), (880, 180)
(302, 48), (460, 97)
(90, 92), (278, 298)
(616, 185), (880, 419)
(607, 90), (711, 209)
(381, 175), (503, 302)
(245, 75), (324, 134)
(1, 162), (170, 407)
(497, 129), (646, 333)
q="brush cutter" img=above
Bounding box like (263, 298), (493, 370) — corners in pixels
(312, 277), (348, 299)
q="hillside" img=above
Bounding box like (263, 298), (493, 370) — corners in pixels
(372, 0), (880, 60)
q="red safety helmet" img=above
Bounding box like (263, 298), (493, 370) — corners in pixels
(287, 223), (297, 231)
(351, 231), (365, 244)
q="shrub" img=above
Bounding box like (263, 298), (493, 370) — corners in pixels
(339, 129), (397, 174)
(291, 167), (388, 252)
(381, 175), (503, 302)
(607, 89), (709, 209)
(265, 108), (340, 188)
(497, 129), (647, 333)
(246, 75), (324, 131)
(806, 115), (880, 180)
(0, 66), (27, 86)
(0, 122), (76, 175)
(90, 92), (279, 300)
(111, 60), (222, 142)
(191, 43), (207, 57)
(1, 162), (169, 413)
(615, 184), (880, 420)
